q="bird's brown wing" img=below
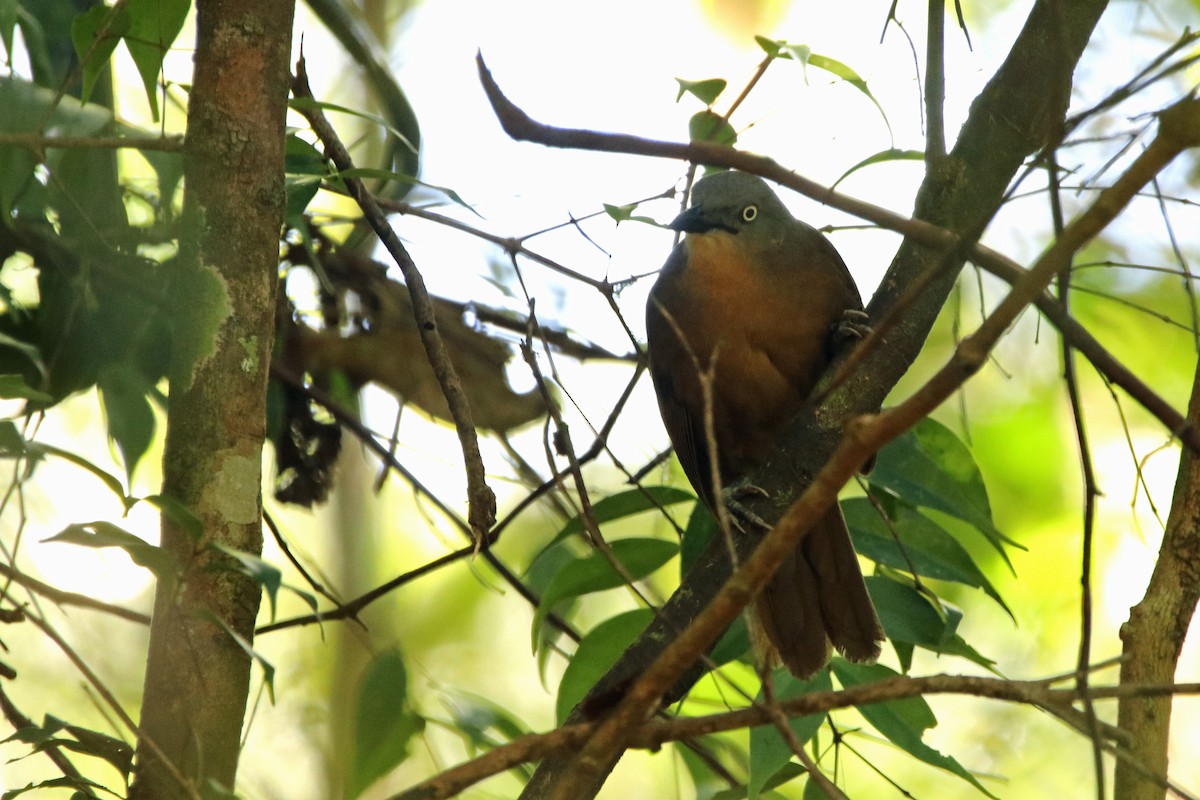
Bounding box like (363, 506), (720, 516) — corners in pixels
(646, 245), (718, 506)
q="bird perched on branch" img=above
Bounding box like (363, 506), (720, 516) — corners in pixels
(646, 170), (884, 678)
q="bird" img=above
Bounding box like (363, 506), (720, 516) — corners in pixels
(645, 170), (884, 678)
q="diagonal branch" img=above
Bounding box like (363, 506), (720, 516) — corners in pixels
(476, 52), (1200, 457)
(392, 673), (1200, 800)
(292, 57), (497, 540)
(549, 95), (1200, 800)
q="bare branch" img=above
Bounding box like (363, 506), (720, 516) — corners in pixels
(292, 57), (497, 540)
(0, 133), (184, 153)
(549, 95), (1200, 800)
(475, 53), (1200, 457)
(391, 673), (1200, 800)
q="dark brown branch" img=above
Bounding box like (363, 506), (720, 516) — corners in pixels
(1116, 333), (1200, 798)
(292, 58), (497, 540)
(0, 562), (150, 624)
(265, 364), (581, 641)
(514, 3), (1116, 795)
(548, 95), (1200, 800)
(476, 52), (1200, 458)
(391, 674), (1200, 800)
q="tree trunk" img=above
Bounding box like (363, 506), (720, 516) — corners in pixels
(519, 0), (1109, 796)
(1115, 359), (1200, 800)
(129, 1), (295, 797)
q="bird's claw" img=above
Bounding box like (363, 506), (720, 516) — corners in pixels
(720, 482), (772, 532)
(835, 308), (872, 340)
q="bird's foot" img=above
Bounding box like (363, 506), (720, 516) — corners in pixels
(835, 308), (872, 340)
(720, 481), (772, 532)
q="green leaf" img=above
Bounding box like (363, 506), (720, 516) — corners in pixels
(712, 763), (807, 800)
(754, 37), (893, 141)
(748, 669), (831, 798)
(807, 53), (893, 140)
(0, 78), (113, 218)
(98, 363), (156, 485)
(844, 497), (1012, 618)
(1, 775), (107, 799)
(0, 421), (24, 456)
(15, 9), (52, 88)
(869, 418), (1021, 567)
(0, 0), (18, 70)
(44, 521), (176, 581)
(675, 77), (727, 106)
(443, 691), (530, 748)
(204, 611), (276, 703)
(439, 691), (532, 781)
(688, 110), (737, 145)
(346, 649), (423, 800)
(679, 500), (715, 578)
(557, 609), (653, 724)
(602, 202), (660, 227)
(531, 538), (679, 651)
(0, 330), (47, 379)
(212, 544), (283, 621)
(139, 493), (204, 540)
(0, 375), (51, 403)
(295, 0), (421, 194)
(285, 135), (327, 220)
(333, 167), (474, 212)
(70, 3), (129, 104)
(831, 148), (923, 189)
(3, 715), (66, 746)
(525, 539), (581, 684)
(123, 0), (190, 120)
(31, 442), (127, 501)
(866, 576), (954, 647)
(541, 486), (694, 555)
(753, 36), (788, 59)
(833, 661), (999, 798)
(289, 97), (418, 155)
(62, 724), (133, 777)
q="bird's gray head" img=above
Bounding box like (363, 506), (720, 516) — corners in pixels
(668, 171), (794, 239)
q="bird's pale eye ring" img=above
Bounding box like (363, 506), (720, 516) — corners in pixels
(742, 205), (758, 222)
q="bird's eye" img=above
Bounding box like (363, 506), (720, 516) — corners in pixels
(742, 205), (758, 222)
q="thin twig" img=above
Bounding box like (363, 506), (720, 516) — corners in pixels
(292, 56), (497, 540)
(924, 0), (946, 162)
(0, 684), (94, 789)
(0, 562), (150, 625)
(5, 597), (201, 800)
(474, 53), (1200, 457)
(1048, 149), (1105, 800)
(546, 95), (1200, 800)
(0, 133), (185, 153)
(389, 674), (1200, 800)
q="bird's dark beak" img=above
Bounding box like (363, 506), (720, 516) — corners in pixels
(668, 205), (735, 234)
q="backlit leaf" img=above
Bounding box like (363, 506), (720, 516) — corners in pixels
(346, 649), (423, 800)
(748, 669), (831, 798)
(532, 538), (678, 650)
(833, 660), (999, 798)
(556, 609), (653, 724)
(675, 77), (727, 106)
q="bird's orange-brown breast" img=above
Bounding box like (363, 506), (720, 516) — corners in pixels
(645, 170), (883, 678)
(647, 229), (849, 499)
